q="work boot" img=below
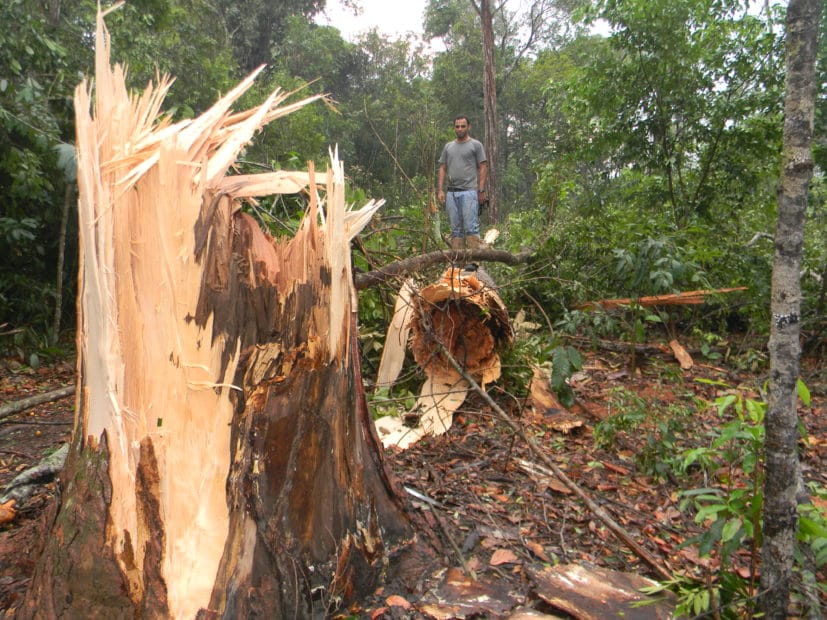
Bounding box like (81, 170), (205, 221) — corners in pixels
(465, 235), (487, 250)
(450, 237), (465, 250)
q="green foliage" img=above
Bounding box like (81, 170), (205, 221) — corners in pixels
(527, 0), (799, 335)
(798, 484), (827, 569)
(365, 386), (417, 421)
(647, 380), (827, 618)
(633, 401), (696, 482)
(498, 323), (584, 408)
(214, 0), (325, 73)
(549, 345), (583, 407)
(639, 571), (752, 619)
(0, 0), (71, 340)
(592, 387), (648, 448)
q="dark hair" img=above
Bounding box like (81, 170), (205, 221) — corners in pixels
(453, 115), (470, 125)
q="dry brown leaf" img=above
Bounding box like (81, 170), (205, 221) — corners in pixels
(385, 595), (411, 609)
(679, 547), (719, 570)
(0, 499), (16, 525)
(525, 541), (550, 562)
(602, 461), (631, 475)
(490, 548), (519, 566)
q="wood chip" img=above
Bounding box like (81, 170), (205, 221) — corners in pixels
(668, 339), (694, 370)
(0, 499), (16, 525)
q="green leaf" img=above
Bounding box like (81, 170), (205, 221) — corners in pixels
(695, 505), (725, 524)
(697, 518), (726, 556)
(796, 379), (811, 406)
(715, 394), (738, 416)
(798, 516), (827, 539)
(721, 517), (743, 543)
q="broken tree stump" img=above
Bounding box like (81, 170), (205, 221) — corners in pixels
(17, 10), (419, 618)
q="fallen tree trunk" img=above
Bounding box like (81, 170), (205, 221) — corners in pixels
(354, 248), (532, 290)
(0, 443), (68, 507)
(0, 385), (75, 422)
(18, 11), (417, 619)
(374, 267), (513, 448)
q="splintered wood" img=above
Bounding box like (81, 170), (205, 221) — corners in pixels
(61, 8), (386, 618)
(576, 287), (747, 311)
(374, 267), (512, 449)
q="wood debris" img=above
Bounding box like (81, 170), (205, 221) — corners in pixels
(668, 339), (694, 370)
(576, 287), (747, 311)
(374, 267), (512, 449)
(527, 366), (584, 433)
(527, 564), (675, 619)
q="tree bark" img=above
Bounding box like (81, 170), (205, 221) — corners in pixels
(760, 0), (821, 618)
(18, 11), (418, 619)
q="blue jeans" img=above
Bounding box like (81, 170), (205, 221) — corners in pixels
(446, 190), (480, 238)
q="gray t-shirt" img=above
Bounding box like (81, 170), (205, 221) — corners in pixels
(439, 138), (487, 190)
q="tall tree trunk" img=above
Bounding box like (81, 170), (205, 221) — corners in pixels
(18, 12), (416, 619)
(473, 0), (500, 223)
(761, 0), (821, 617)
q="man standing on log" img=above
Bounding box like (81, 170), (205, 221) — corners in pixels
(437, 115), (488, 250)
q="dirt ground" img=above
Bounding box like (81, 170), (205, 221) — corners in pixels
(0, 358), (74, 613)
(0, 347), (824, 618)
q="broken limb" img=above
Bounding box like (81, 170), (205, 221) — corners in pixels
(354, 248), (532, 290)
(434, 340), (674, 582)
(0, 385), (75, 422)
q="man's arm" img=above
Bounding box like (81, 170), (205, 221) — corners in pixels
(437, 163), (447, 204)
(477, 160), (489, 204)
(478, 161), (488, 190)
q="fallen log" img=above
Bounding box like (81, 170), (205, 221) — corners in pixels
(0, 385), (75, 422)
(354, 248), (532, 290)
(373, 266), (513, 448)
(564, 335), (670, 355)
(0, 443), (69, 506)
(576, 287), (747, 311)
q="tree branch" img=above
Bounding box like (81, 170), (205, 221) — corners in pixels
(0, 385), (75, 422)
(354, 248), (533, 290)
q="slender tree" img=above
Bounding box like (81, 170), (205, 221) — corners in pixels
(471, 0), (501, 222)
(761, 0), (821, 617)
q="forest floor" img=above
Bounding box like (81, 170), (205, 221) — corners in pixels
(0, 342), (824, 618)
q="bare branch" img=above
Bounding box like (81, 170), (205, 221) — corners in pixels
(0, 385), (75, 422)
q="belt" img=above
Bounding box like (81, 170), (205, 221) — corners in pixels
(446, 186), (472, 192)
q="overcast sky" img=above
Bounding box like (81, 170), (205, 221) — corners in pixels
(315, 0), (430, 41)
